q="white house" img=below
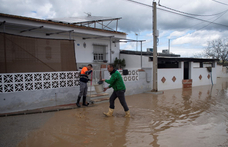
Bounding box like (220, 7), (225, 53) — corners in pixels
(120, 50), (219, 91)
(0, 13), (152, 114)
(0, 13), (127, 72)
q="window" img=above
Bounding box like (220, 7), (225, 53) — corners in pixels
(93, 45), (106, 61)
(94, 53), (104, 61)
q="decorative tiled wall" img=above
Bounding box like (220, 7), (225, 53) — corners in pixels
(0, 71), (80, 93)
(0, 70), (139, 93)
(118, 70), (139, 82)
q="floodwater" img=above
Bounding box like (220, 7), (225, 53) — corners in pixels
(17, 78), (228, 147)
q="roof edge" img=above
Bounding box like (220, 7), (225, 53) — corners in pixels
(0, 13), (126, 35)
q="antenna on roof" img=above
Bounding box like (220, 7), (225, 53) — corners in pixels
(84, 12), (91, 17)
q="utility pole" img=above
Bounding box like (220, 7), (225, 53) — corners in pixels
(152, 1), (158, 92)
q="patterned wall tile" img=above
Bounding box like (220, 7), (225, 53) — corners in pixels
(60, 81), (66, 88)
(74, 72), (80, 79)
(121, 70), (139, 82)
(60, 73), (66, 80)
(25, 74), (33, 82)
(123, 76), (128, 82)
(132, 76), (136, 81)
(25, 83), (33, 91)
(43, 73), (51, 81)
(15, 83), (24, 92)
(67, 73), (73, 79)
(35, 82), (42, 90)
(34, 73), (42, 81)
(15, 74), (23, 83)
(67, 80), (74, 87)
(4, 84), (14, 92)
(52, 81), (59, 88)
(128, 70), (132, 75)
(44, 82), (51, 89)
(128, 76), (132, 81)
(136, 70), (139, 75)
(136, 76), (139, 81)
(51, 73), (58, 80)
(4, 75), (13, 83)
(74, 80), (80, 86)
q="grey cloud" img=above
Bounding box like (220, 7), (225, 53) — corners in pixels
(0, 0), (228, 33)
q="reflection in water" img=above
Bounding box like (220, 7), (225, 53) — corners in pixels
(18, 78), (228, 147)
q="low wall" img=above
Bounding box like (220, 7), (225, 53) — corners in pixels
(0, 69), (152, 114)
(0, 71), (81, 114)
(104, 69), (152, 96)
(158, 68), (183, 91)
(191, 67), (216, 87)
(216, 65), (228, 78)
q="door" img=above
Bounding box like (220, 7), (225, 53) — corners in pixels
(184, 62), (189, 79)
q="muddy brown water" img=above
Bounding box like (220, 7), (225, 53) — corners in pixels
(17, 78), (228, 147)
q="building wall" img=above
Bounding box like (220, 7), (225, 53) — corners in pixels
(216, 65), (228, 78)
(190, 62), (216, 87)
(191, 67), (216, 86)
(120, 54), (218, 90)
(74, 37), (119, 64)
(193, 62), (200, 68)
(0, 16), (126, 65)
(120, 54), (152, 69)
(158, 68), (183, 91)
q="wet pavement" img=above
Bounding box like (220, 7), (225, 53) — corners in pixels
(0, 78), (228, 147)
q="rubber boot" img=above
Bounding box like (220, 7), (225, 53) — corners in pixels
(82, 96), (89, 106)
(103, 108), (114, 117)
(125, 110), (131, 118)
(76, 96), (81, 107)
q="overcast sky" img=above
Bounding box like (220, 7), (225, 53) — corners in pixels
(1, 0), (228, 57)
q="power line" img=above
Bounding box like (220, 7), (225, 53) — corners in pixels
(159, 3), (228, 17)
(126, 0), (228, 28)
(197, 9), (228, 30)
(212, 0), (228, 6)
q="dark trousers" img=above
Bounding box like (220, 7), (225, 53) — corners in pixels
(109, 90), (129, 111)
(78, 82), (88, 97)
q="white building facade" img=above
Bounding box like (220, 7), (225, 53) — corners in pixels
(120, 53), (219, 91)
(0, 13), (153, 114)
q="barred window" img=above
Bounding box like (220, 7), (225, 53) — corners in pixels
(93, 45), (106, 61)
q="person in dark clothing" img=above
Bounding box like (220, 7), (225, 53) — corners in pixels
(102, 64), (130, 117)
(76, 64), (93, 107)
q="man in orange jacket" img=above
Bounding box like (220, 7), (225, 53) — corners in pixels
(76, 64), (93, 107)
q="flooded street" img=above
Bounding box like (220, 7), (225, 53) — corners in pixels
(1, 78), (228, 147)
